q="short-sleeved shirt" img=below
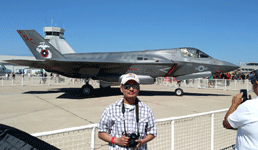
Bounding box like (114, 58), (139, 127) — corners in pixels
(97, 98), (157, 150)
(228, 97), (258, 150)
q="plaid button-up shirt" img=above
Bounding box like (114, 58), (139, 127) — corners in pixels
(97, 98), (157, 150)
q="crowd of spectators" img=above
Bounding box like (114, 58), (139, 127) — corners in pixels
(207, 71), (254, 87)
(209, 71), (254, 81)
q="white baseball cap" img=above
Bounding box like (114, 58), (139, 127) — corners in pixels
(121, 73), (140, 85)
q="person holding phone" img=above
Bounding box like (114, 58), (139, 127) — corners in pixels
(223, 70), (258, 149)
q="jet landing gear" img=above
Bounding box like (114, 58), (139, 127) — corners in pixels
(175, 88), (184, 96)
(80, 83), (94, 97)
(175, 80), (184, 96)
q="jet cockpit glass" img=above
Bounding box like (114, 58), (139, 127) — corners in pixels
(180, 48), (211, 58)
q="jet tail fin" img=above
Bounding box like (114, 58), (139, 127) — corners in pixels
(17, 30), (66, 60)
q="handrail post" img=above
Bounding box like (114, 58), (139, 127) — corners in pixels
(234, 80), (236, 90)
(224, 79), (227, 90)
(22, 77), (24, 86)
(211, 113), (214, 150)
(91, 127), (96, 150)
(48, 76), (51, 86)
(246, 80), (249, 91)
(171, 119), (175, 150)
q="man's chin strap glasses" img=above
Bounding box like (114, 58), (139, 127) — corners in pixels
(123, 84), (139, 90)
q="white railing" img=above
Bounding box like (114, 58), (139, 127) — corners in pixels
(32, 124), (97, 150)
(156, 77), (252, 91)
(0, 75), (89, 86)
(32, 109), (236, 150)
(1, 76), (252, 92)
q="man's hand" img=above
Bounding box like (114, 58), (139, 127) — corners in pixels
(134, 139), (143, 149)
(133, 134), (155, 149)
(114, 134), (129, 147)
(232, 93), (243, 106)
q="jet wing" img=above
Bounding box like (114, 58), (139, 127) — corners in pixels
(4, 59), (133, 78)
(4, 59), (46, 68)
(45, 59), (131, 68)
(5, 59), (131, 68)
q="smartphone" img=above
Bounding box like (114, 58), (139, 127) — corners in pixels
(240, 89), (248, 102)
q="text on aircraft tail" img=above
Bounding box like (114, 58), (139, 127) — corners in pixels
(17, 30), (66, 60)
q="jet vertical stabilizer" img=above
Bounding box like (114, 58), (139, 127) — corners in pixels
(17, 30), (66, 60)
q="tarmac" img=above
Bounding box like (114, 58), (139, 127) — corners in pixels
(1, 83), (255, 135)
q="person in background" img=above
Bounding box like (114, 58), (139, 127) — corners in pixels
(223, 69), (258, 149)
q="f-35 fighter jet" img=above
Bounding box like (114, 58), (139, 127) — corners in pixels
(5, 30), (239, 96)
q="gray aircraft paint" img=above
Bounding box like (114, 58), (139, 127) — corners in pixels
(6, 30), (239, 86)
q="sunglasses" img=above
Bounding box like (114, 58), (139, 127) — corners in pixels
(123, 84), (139, 90)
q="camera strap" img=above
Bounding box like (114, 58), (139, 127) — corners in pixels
(122, 98), (140, 136)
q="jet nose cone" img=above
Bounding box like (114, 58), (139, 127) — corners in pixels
(222, 62), (239, 72)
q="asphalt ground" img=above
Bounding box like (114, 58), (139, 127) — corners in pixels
(1, 83), (255, 135)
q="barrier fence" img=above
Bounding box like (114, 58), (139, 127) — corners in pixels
(0, 75), (91, 86)
(1, 76), (252, 92)
(156, 77), (252, 91)
(32, 109), (236, 150)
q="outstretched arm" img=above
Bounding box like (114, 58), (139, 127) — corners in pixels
(223, 93), (243, 129)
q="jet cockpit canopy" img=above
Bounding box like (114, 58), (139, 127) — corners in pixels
(180, 48), (211, 58)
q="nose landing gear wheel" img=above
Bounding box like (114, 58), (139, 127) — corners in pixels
(175, 88), (183, 96)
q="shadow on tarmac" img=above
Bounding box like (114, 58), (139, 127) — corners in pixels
(23, 87), (230, 99)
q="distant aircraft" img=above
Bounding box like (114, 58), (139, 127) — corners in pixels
(0, 64), (12, 77)
(5, 30), (239, 96)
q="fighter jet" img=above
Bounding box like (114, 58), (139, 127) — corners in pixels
(5, 30), (239, 96)
(0, 64), (12, 78)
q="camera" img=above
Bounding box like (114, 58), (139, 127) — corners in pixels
(125, 133), (139, 148)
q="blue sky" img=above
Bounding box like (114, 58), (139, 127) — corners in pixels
(0, 0), (257, 65)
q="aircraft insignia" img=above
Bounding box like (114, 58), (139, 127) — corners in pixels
(195, 65), (207, 72)
(36, 42), (52, 58)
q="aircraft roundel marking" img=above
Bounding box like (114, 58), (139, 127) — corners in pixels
(197, 65), (205, 71)
(41, 50), (49, 57)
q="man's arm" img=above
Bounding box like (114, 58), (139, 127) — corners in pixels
(223, 93), (243, 129)
(135, 134), (155, 149)
(134, 107), (157, 149)
(98, 132), (129, 147)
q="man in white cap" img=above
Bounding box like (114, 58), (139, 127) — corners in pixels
(97, 73), (157, 150)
